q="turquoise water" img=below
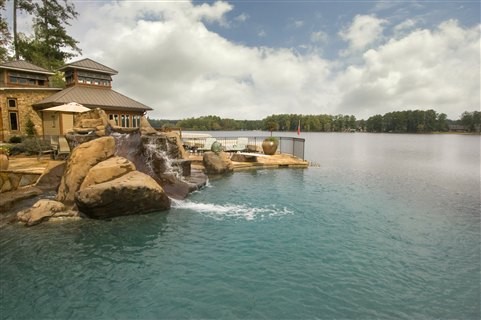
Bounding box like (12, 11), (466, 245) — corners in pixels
(1, 133), (480, 319)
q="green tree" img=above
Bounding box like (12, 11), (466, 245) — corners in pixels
(0, 0), (9, 62)
(366, 114), (383, 132)
(25, 117), (36, 136)
(436, 113), (448, 132)
(17, 0), (81, 70)
(461, 111), (481, 133)
(13, 0), (35, 60)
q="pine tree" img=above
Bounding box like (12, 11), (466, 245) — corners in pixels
(17, 0), (81, 70)
(0, 0), (10, 61)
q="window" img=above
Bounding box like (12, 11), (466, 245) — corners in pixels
(9, 112), (19, 131)
(8, 71), (47, 86)
(113, 114), (119, 125)
(132, 115), (141, 127)
(77, 71), (112, 87)
(8, 99), (17, 108)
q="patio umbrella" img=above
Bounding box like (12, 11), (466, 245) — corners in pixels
(43, 102), (90, 113)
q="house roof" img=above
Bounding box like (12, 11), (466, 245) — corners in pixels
(0, 60), (54, 75)
(33, 86), (152, 112)
(59, 58), (118, 75)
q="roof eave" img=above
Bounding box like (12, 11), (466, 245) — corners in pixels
(0, 66), (55, 75)
(59, 65), (118, 75)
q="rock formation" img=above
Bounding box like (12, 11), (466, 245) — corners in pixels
(17, 199), (80, 226)
(56, 136), (116, 206)
(203, 151), (234, 175)
(16, 108), (208, 226)
(76, 171), (170, 219)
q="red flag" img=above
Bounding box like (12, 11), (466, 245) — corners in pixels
(297, 120), (301, 135)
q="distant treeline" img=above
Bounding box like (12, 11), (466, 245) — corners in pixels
(148, 110), (480, 133)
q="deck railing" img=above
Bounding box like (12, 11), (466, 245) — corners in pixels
(181, 136), (305, 160)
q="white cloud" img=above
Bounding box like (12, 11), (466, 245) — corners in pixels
(336, 19), (480, 119)
(293, 20), (304, 28)
(339, 14), (387, 54)
(310, 31), (328, 44)
(70, 2), (479, 121)
(234, 13), (249, 23)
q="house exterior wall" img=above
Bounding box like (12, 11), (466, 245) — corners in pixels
(42, 111), (61, 136)
(0, 89), (61, 142)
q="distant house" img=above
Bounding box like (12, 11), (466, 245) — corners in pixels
(0, 60), (62, 141)
(448, 124), (466, 132)
(33, 58), (153, 137)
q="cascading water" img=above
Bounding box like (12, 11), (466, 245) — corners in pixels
(110, 131), (193, 200)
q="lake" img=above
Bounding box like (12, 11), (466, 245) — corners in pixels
(0, 132), (479, 319)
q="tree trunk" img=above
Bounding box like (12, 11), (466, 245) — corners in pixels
(13, 0), (18, 60)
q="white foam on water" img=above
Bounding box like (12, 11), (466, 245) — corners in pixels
(171, 199), (293, 221)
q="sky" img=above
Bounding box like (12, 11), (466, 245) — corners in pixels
(8, 0), (481, 120)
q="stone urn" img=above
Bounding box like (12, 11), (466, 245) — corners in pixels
(262, 137), (278, 155)
(0, 149), (9, 171)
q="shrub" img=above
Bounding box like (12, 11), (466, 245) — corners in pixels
(20, 137), (50, 155)
(25, 118), (37, 136)
(9, 136), (22, 143)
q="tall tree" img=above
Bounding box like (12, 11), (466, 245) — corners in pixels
(13, 0), (34, 60)
(0, 0), (9, 61)
(18, 0), (81, 70)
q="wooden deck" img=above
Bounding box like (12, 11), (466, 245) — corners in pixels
(188, 152), (309, 171)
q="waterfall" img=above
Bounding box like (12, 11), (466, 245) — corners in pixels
(111, 132), (191, 200)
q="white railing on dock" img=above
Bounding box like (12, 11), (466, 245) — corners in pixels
(181, 136), (305, 160)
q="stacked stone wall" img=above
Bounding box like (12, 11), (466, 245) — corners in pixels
(0, 89), (60, 142)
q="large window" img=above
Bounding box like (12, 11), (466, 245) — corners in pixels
(77, 71), (111, 87)
(9, 112), (19, 131)
(8, 72), (47, 86)
(109, 114), (120, 125)
(121, 114), (130, 127)
(132, 115), (141, 128)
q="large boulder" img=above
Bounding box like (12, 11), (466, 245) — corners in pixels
(203, 151), (233, 175)
(80, 156), (136, 190)
(56, 136), (116, 206)
(140, 116), (158, 135)
(75, 171), (170, 219)
(35, 161), (66, 191)
(17, 199), (79, 226)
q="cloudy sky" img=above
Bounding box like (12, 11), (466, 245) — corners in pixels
(10, 0), (481, 120)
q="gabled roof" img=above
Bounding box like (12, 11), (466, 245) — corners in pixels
(33, 86), (152, 111)
(59, 58), (118, 75)
(0, 60), (54, 75)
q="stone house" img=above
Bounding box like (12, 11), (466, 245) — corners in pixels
(0, 61), (61, 141)
(0, 58), (153, 142)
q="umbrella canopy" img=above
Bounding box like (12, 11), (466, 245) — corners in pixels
(42, 102), (90, 113)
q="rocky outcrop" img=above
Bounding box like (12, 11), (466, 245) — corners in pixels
(203, 152), (234, 175)
(140, 116), (158, 135)
(56, 136), (116, 206)
(80, 156), (136, 190)
(15, 109), (205, 226)
(17, 199), (80, 226)
(35, 161), (66, 191)
(75, 171), (170, 219)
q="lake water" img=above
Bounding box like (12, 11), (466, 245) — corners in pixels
(1, 132), (479, 319)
